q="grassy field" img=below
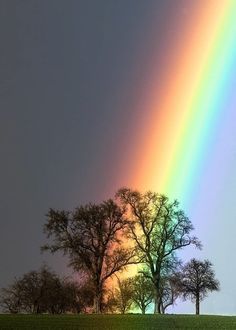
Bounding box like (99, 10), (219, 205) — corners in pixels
(0, 314), (236, 330)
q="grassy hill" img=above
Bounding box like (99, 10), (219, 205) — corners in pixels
(1, 314), (236, 330)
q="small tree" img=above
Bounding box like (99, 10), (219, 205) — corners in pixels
(159, 275), (180, 314)
(10, 266), (55, 313)
(0, 285), (22, 314)
(130, 274), (153, 314)
(0, 266), (88, 314)
(177, 259), (220, 315)
(72, 280), (94, 313)
(103, 289), (118, 314)
(42, 200), (135, 313)
(112, 277), (133, 314)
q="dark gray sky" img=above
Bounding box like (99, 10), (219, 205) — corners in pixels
(0, 0), (209, 314)
(0, 0), (177, 278)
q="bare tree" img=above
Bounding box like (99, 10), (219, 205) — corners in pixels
(176, 259), (220, 315)
(116, 188), (201, 313)
(0, 266), (86, 314)
(42, 199), (135, 313)
(0, 285), (22, 314)
(103, 289), (118, 314)
(130, 274), (153, 314)
(159, 275), (180, 314)
(112, 277), (133, 314)
(8, 267), (49, 314)
(72, 280), (94, 313)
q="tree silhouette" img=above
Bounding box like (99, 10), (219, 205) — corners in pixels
(0, 284), (21, 314)
(42, 199), (136, 313)
(159, 274), (180, 313)
(112, 277), (133, 314)
(0, 266), (86, 314)
(176, 258), (220, 315)
(116, 188), (201, 313)
(130, 274), (154, 314)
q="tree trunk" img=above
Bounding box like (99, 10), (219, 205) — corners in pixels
(154, 302), (161, 313)
(153, 276), (161, 314)
(93, 292), (102, 313)
(141, 305), (146, 314)
(195, 294), (200, 315)
(161, 302), (165, 314)
(158, 296), (163, 314)
(154, 291), (161, 313)
(36, 304), (40, 314)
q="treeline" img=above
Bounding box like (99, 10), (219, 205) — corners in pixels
(0, 188), (219, 315)
(0, 266), (94, 314)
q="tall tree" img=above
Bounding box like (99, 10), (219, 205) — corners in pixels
(116, 188), (201, 313)
(130, 274), (153, 314)
(176, 259), (220, 315)
(42, 199), (135, 313)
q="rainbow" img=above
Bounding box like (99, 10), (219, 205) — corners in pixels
(109, 1), (236, 313)
(129, 0), (236, 212)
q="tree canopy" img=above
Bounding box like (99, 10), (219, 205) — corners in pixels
(0, 266), (90, 314)
(0, 188), (220, 316)
(116, 188), (201, 313)
(176, 258), (220, 314)
(42, 199), (136, 313)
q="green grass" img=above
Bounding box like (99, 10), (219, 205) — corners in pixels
(0, 314), (236, 330)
